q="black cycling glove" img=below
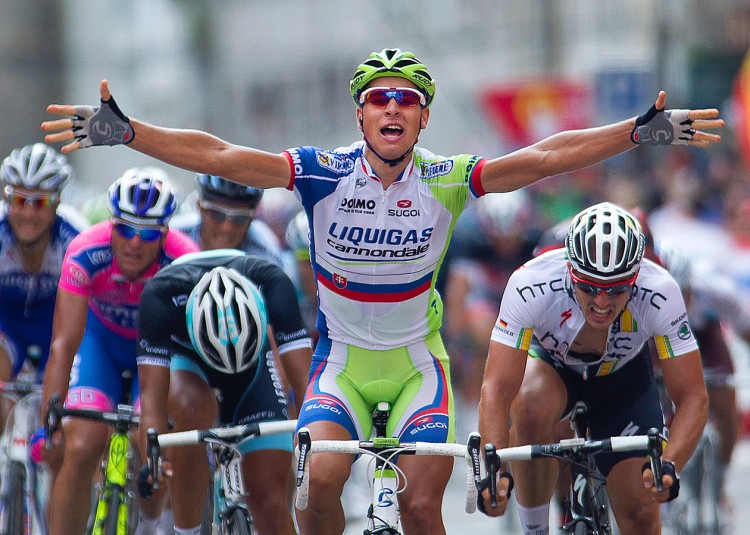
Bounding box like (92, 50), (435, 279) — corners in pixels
(642, 459), (680, 502)
(72, 95), (135, 148)
(631, 104), (694, 146)
(135, 464), (154, 500)
(476, 471), (514, 515)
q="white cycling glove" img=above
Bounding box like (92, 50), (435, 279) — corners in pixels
(72, 95), (135, 148)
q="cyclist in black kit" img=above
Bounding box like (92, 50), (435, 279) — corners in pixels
(135, 249), (313, 535)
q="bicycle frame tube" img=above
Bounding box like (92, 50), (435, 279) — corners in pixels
(91, 433), (131, 535)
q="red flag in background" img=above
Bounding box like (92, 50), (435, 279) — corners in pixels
(479, 79), (593, 149)
(732, 49), (750, 167)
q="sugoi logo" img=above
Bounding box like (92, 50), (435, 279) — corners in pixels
(413, 416), (433, 425)
(397, 200), (412, 208)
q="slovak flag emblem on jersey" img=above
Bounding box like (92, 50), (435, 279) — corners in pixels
(333, 273), (348, 288)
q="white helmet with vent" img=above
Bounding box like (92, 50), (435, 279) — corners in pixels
(566, 202), (645, 281)
(186, 267), (268, 374)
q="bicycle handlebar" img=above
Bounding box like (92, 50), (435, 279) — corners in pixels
(484, 444), (499, 509)
(44, 394), (140, 448)
(0, 381), (43, 397)
(145, 419), (298, 494)
(490, 428), (665, 490)
(155, 419), (298, 448)
(294, 427), (481, 514)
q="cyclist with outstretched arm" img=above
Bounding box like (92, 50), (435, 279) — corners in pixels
(478, 202), (708, 535)
(42, 48), (722, 535)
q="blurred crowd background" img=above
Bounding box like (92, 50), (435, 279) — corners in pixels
(5, 0), (750, 411)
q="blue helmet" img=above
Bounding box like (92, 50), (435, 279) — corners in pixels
(108, 167), (177, 225)
(195, 174), (264, 209)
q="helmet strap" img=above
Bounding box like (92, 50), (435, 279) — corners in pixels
(360, 116), (420, 168)
(363, 137), (416, 168)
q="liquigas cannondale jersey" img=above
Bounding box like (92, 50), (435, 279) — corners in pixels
(491, 248), (698, 378)
(284, 141), (486, 349)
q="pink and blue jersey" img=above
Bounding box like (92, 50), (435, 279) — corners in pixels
(59, 221), (199, 339)
(59, 221), (198, 411)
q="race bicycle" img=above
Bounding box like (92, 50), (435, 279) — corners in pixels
(45, 394), (140, 535)
(295, 401), (481, 535)
(146, 418), (299, 535)
(484, 402), (665, 535)
(0, 380), (48, 535)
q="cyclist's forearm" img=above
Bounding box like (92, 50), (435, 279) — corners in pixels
(129, 119), (290, 189)
(665, 399), (709, 471)
(41, 346), (76, 417)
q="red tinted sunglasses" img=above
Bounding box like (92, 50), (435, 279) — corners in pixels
(569, 268), (637, 297)
(359, 87), (426, 108)
(4, 187), (59, 209)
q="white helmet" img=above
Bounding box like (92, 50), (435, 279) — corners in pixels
(1, 143), (72, 191)
(476, 189), (533, 235)
(107, 167), (177, 225)
(186, 267), (268, 374)
(566, 202), (644, 281)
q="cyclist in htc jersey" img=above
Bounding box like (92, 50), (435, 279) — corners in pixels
(41, 168), (199, 535)
(135, 250), (312, 535)
(42, 48), (722, 535)
(0, 144), (87, 382)
(478, 202), (708, 535)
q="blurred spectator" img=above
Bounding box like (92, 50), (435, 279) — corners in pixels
(443, 189), (542, 405)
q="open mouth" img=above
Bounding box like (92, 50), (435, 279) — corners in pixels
(380, 125), (404, 139)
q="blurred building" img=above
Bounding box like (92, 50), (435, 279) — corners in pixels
(1, 0), (748, 204)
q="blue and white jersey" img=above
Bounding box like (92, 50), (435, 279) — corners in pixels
(0, 203), (88, 374)
(285, 141), (486, 350)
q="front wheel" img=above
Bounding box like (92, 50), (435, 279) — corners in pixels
(222, 507), (253, 535)
(0, 461), (25, 535)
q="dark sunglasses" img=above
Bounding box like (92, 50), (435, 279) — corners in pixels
(4, 186), (59, 209)
(359, 87), (426, 108)
(569, 268), (637, 297)
(199, 200), (253, 225)
(112, 220), (165, 242)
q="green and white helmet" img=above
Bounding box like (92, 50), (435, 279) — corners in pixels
(350, 48), (436, 107)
